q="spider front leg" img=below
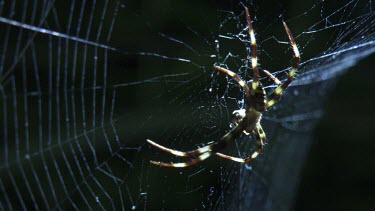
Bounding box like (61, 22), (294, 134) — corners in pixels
(215, 124), (266, 163)
(150, 152), (213, 168)
(266, 21), (300, 108)
(147, 139), (210, 157)
(147, 122), (246, 159)
(148, 123), (246, 167)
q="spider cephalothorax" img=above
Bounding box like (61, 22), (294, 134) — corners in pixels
(147, 4), (300, 167)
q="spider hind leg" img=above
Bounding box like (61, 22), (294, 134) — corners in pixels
(214, 65), (250, 97)
(266, 21), (300, 108)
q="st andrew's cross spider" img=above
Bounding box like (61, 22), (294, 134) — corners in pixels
(147, 4), (300, 167)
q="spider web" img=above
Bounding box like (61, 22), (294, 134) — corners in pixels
(0, 0), (374, 210)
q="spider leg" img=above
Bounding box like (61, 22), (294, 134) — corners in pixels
(262, 69), (281, 85)
(147, 139), (205, 157)
(242, 4), (259, 90)
(150, 152), (213, 168)
(215, 124), (266, 163)
(265, 21), (300, 108)
(148, 123), (245, 167)
(214, 66), (250, 97)
(147, 123), (243, 157)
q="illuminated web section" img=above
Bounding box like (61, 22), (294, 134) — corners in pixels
(0, 0), (375, 210)
(0, 1), (145, 209)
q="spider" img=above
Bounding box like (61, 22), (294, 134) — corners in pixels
(147, 4), (300, 167)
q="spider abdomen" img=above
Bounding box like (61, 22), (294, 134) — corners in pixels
(247, 81), (266, 112)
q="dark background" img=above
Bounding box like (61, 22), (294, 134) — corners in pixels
(295, 53), (375, 210)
